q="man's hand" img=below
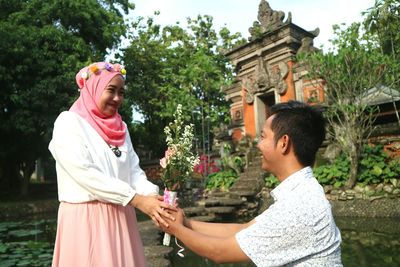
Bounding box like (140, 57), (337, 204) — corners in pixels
(130, 194), (176, 228)
(160, 208), (185, 235)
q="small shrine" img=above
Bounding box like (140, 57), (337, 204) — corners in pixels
(222, 0), (322, 141)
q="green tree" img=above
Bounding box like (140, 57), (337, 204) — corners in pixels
(363, 0), (400, 125)
(364, 0), (400, 59)
(121, 14), (245, 156)
(0, 0), (132, 196)
(299, 22), (392, 188)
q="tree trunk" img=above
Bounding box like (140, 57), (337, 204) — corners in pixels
(19, 161), (35, 197)
(346, 148), (360, 189)
(0, 160), (20, 194)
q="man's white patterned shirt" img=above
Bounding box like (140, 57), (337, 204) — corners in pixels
(236, 167), (342, 267)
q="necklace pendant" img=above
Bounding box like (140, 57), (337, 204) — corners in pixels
(109, 145), (122, 157)
(113, 147), (122, 157)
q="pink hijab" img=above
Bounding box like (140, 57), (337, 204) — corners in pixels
(70, 62), (126, 146)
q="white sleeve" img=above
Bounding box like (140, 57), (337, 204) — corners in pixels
(235, 205), (317, 266)
(49, 113), (136, 206)
(125, 132), (159, 196)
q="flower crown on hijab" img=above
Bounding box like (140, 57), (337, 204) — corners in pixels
(70, 62), (127, 147)
(77, 62), (127, 89)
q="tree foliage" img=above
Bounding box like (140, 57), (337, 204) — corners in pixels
(364, 0), (400, 125)
(121, 14), (245, 156)
(298, 22), (392, 188)
(0, 0), (132, 196)
(364, 0), (400, 60)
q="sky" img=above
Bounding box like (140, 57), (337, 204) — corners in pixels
(131, 0), (376, 51)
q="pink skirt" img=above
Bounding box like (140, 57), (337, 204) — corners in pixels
(52, 201), (147, 267)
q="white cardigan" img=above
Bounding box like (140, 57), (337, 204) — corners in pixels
(49, 111), (159, 206)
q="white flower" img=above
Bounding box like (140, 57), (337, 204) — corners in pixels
(160, 104), (199, 190)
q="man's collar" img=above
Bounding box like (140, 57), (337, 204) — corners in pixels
(270, 167), (313, 201)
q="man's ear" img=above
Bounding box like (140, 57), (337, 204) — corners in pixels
(279, 134), (290, 154)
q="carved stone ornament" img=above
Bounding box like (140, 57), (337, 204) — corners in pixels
(297, 36), (319, 54)
(249, 0), (291, 40)
(254, 57), (271, 91)
(270, 61), (289, 95)
(243, 77), (255, 104)
(242, 59), (289, 103)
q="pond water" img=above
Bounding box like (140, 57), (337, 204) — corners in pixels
(0, 214), (399, 266)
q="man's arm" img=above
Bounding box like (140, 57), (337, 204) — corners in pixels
(185, 217), (254, 237)
(171, 222), (250, 263)
(161, 209), (255, 263)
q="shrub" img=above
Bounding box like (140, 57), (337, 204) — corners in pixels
(314, 144), (400, 187)
(313, 154), (349, 188)
(358, 144), (400, 185)
(264, 173), (280, 189)
(205, 169), (239, 191)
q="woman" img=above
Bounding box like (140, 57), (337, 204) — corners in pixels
(49, 62), (174, 266)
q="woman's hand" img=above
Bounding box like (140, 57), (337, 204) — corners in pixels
(130, 194), (176, 228)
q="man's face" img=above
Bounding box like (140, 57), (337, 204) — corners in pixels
(257, 115), (278, 172)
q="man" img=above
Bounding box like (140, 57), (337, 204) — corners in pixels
(161, 101), (343, 266)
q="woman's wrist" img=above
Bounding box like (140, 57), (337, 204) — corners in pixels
(130, 194), (143, 208)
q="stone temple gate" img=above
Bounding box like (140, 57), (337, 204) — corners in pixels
(222, 0), (323, 141)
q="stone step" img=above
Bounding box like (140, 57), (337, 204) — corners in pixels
(248, 159), (262, 166)
(144, 245), (173, 259)
(230, 184), (259, 191)
(208, 191), (231, 198)
(137, 221), (173, 267)
(147, 258), (171, 267)
(203, 198), (219, 206)
(183, 206), (205, 216)
(235, 179), (262, 186)
(245, 170), (264, 176)
(233, 179), (260, 186)
(140, 230), (161, 246)
(237, 174), (260, 180)
(189, 215), (217, 222)
(204, 197), (245, 207)
(230, 190), (258, 197)
(205, 206), (237, 214)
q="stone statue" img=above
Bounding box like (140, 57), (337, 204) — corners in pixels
(269, 62), (289, 95)
(243, 58), (290, 102)
(255, 57), (271, 91)
(243, 57), (272, 104)
(212, 123), (230, 140)
(249, 0), (291, 40)
(297, 37), (319, 54)
(243, 77), (255, 104)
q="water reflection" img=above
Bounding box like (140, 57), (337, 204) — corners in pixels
(0, 215), (399, 266)
(171, 217), (400, 267)
(336, 217), (400, 267)
(0, 215), (55, 267)
(171, 249), (255, 267)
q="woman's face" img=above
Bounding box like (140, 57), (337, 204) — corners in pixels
(97, 75), (125, 116)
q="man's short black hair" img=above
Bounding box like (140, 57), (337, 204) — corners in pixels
(269, 100), (326, 167)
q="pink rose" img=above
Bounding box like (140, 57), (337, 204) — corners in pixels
(160, 157), (167, 169)
(160, 148), (176, 168)
(165, 148), (175, 159)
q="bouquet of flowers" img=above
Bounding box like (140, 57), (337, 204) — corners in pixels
(160, 104), (199, 246)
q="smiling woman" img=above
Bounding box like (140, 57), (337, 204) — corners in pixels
(47, 62), (176, 267)
(97, 75), (125, 116)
